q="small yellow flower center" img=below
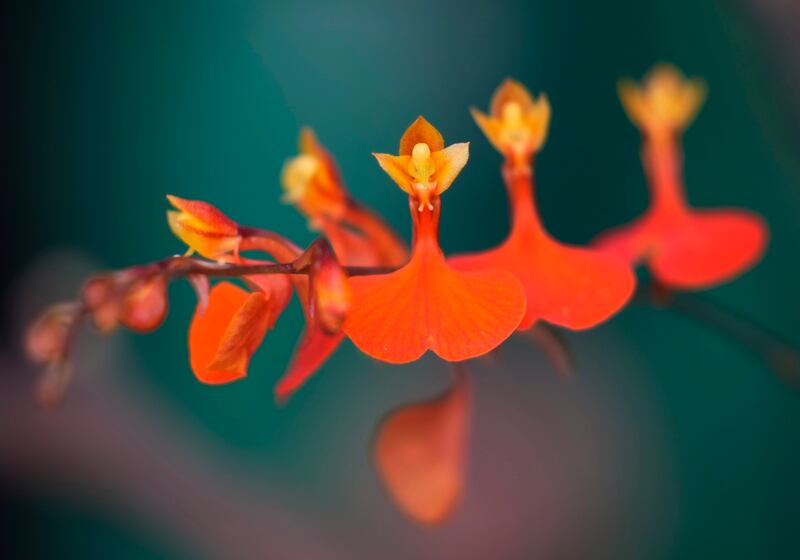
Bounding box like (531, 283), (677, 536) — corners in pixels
(501, 101), (524, 126)
(499, 101), (532, 156)
(281, 154), (320, 202)
(408, 143), (437, 211)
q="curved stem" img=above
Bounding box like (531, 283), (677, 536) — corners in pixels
(638, 281), (800, 388)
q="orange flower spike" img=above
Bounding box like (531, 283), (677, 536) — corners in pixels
(166, 195), (241, 259)
(594, 64), (768, 289)
(471, 78), (551, 166)
(452, 81), (636, 331)
(373, 371), (471, 526)
(188, 282), (277, 384)
(344, 117), (526, 363)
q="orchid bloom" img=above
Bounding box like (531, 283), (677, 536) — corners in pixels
(594, 64), (768, 289)
(282, 128), (408, 268)
(274, 129), (409, 401)
(343, 117), (526, 363)
(450, 80), (636, 331)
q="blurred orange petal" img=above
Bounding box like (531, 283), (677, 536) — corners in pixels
(490, 78), (536, 117)
(373, 372), (471, 526)
(597, 208), (768, 289)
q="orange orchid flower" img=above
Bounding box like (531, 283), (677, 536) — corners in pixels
(274, 130), (410, 401)
(594, 64), (768, 289)
(470, 78), (551, 167)
(373, 370), (471, 526)
(282, 128), (408, 267)
(343, 117), (526, 363)
(167, 195), (242, 259)
(450, 80), (636, 331)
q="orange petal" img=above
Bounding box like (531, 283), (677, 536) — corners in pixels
(120, 275), (169, 333)
(344, 250), (525, 363)
(299, 127), (343, 185)
(188, 282), (271, 384)
(166, 195), (238, 235)
(373, 153), (413, 194)
(399, 116), (445, 155)
(650, 209), (768, 289)
(595, 208), (768, 289)
(451, 220), (636, 331)
(274, 326), (345, 402)
(373, 372), (471, 526)
(490, 78), (536, 117)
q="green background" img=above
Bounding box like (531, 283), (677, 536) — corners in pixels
(6, 0), (800, 558)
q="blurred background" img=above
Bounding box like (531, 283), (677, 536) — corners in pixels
(2, 0), (800, 558)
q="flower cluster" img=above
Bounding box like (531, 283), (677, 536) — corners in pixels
(25, 64), (769, 525)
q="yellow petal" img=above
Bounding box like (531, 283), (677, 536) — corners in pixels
(399, 116), (445, 156)
(470, 108), (504, 153)
(373, 153), (413, 194)
(431, 143), (469, 195)
(525, 93), (552, 152)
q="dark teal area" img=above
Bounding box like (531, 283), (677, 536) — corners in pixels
(6, 0), (800, 558)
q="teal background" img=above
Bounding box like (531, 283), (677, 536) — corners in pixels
(5, 0), (800, 558)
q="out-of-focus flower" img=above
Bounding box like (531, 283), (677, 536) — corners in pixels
(451, 80), (635, 331)
(188, 276), (290, 385)
(594, 64), (768, 289)
(617, 64), (706, 138)
(282, 128), (408, 267)
(374, 372), (471, 526)
(344, 117), (525, 363)
(274, 131), (409, 401)
(281, 128), (349, 225)
(167, 195), (241, 259)
(471, 78), (551, 166)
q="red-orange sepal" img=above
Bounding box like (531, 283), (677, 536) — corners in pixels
(274, 327), (344, 402)
(345, 199), (525, 363)
(594, 64), (768, 289)
(373, 371), (471, 526)
(450, 166), (635, 331)
(167, 195), (241, 259)
(188, 281), (285, 384)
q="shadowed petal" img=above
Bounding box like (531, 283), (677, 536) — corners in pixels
(373, 372), (471, 526)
